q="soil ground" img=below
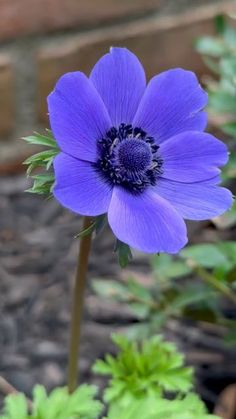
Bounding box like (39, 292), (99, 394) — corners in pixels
(0, 174), (235, 413)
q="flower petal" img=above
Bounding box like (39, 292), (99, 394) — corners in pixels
(53, 153), (112, 215)
(133, 68), (207, 143)
(48, 72), (112, 162)
(108, 187), (187, 253)
(155, 179), (233, 220)
(90, 47), (146, 126)
(159, 131), (228, 182)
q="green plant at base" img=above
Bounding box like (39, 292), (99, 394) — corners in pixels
(0, 384), (103, 419)
(93, 334), (219, 419)
(93, 334), (193, 403)
(0, 335), (220, 419)
(105, 393), (219, 419)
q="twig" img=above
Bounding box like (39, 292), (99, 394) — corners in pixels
(0, 376), (33, 410)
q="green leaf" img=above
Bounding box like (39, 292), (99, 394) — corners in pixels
(128, 302), (150, 319)
(195, 36), (226, 56)
(202, 56), (220, 74)
(1, 384), (103, 419)
(114, 240), (132, 268)
(214, 14), (226, 35)
(1, 393), (28, 419)
(23, 131), (58, 148)
(217, 241), (236, 265)
(209, 90), (236, 113)
(22, 130), (59, 196)
(23, 149), (58, 166)
(168, 286), (215, 313)
(219, 57), (236, 80)
(180, 244), (229, 269)
(151, 254), (191, 281)
(92, 279), (131, 302)
(93, 334), (193, 404)
(221, 121), (236, 138)
(126, 278), (152, 301)
(106, 393), (220, 419)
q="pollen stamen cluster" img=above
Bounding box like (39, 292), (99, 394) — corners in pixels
(95, 123), (163, 194)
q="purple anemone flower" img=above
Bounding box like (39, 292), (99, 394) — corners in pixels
(48, 47), (232, 254)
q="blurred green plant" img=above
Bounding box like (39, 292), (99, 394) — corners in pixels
(93, 334), (219, 419)
(92, 242), (236, 340)
(195, 15), (236, 136)
(0, 384), (103, 419)
(196, 14), (236, 226)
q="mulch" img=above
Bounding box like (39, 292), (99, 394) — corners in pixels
(0, 174), (235, 415)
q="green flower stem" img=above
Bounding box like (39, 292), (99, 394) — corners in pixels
(68, 216), (93, 393)
(194, 264), (236, 304)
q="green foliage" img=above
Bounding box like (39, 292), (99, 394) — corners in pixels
(92, 242), (236, 339)
(106, 393), (219, 419)
(114, 240), (133, 268)
(0, 336), (220, 419)
(23, 130), (59, 195)
(0, 385), (103, 419)
(195, 14), (236, 229)
(92, 334), (219, 419)
(93, 334), (193, 403)
(195, 15), (236, 176)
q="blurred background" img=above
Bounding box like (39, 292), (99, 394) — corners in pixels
(0, 0), (236, 416)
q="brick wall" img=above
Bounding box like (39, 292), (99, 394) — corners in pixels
(0, 0), (235, 173)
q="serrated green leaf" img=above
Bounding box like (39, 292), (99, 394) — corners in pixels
(1, 384), (103, 419)
(23, 130), (58, 196)
(1, 393), (28, 419)
(106, 393), (220, 419)
(23, 132), (58, 148)
(94, 334), (193, 404)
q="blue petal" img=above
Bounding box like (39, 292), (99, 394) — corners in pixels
(48, 72), (112, 162)
(159, 131), (228, 182)
(53, 153), (113, 215)
(90, 47), (146, 127)
(108, 187), (187, 253)
(155, 179), (233, 220)
(133, 69), (207, 143)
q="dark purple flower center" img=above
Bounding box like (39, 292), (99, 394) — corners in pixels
(94, 123), (163, 194)
(117, 139), (152, 172)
